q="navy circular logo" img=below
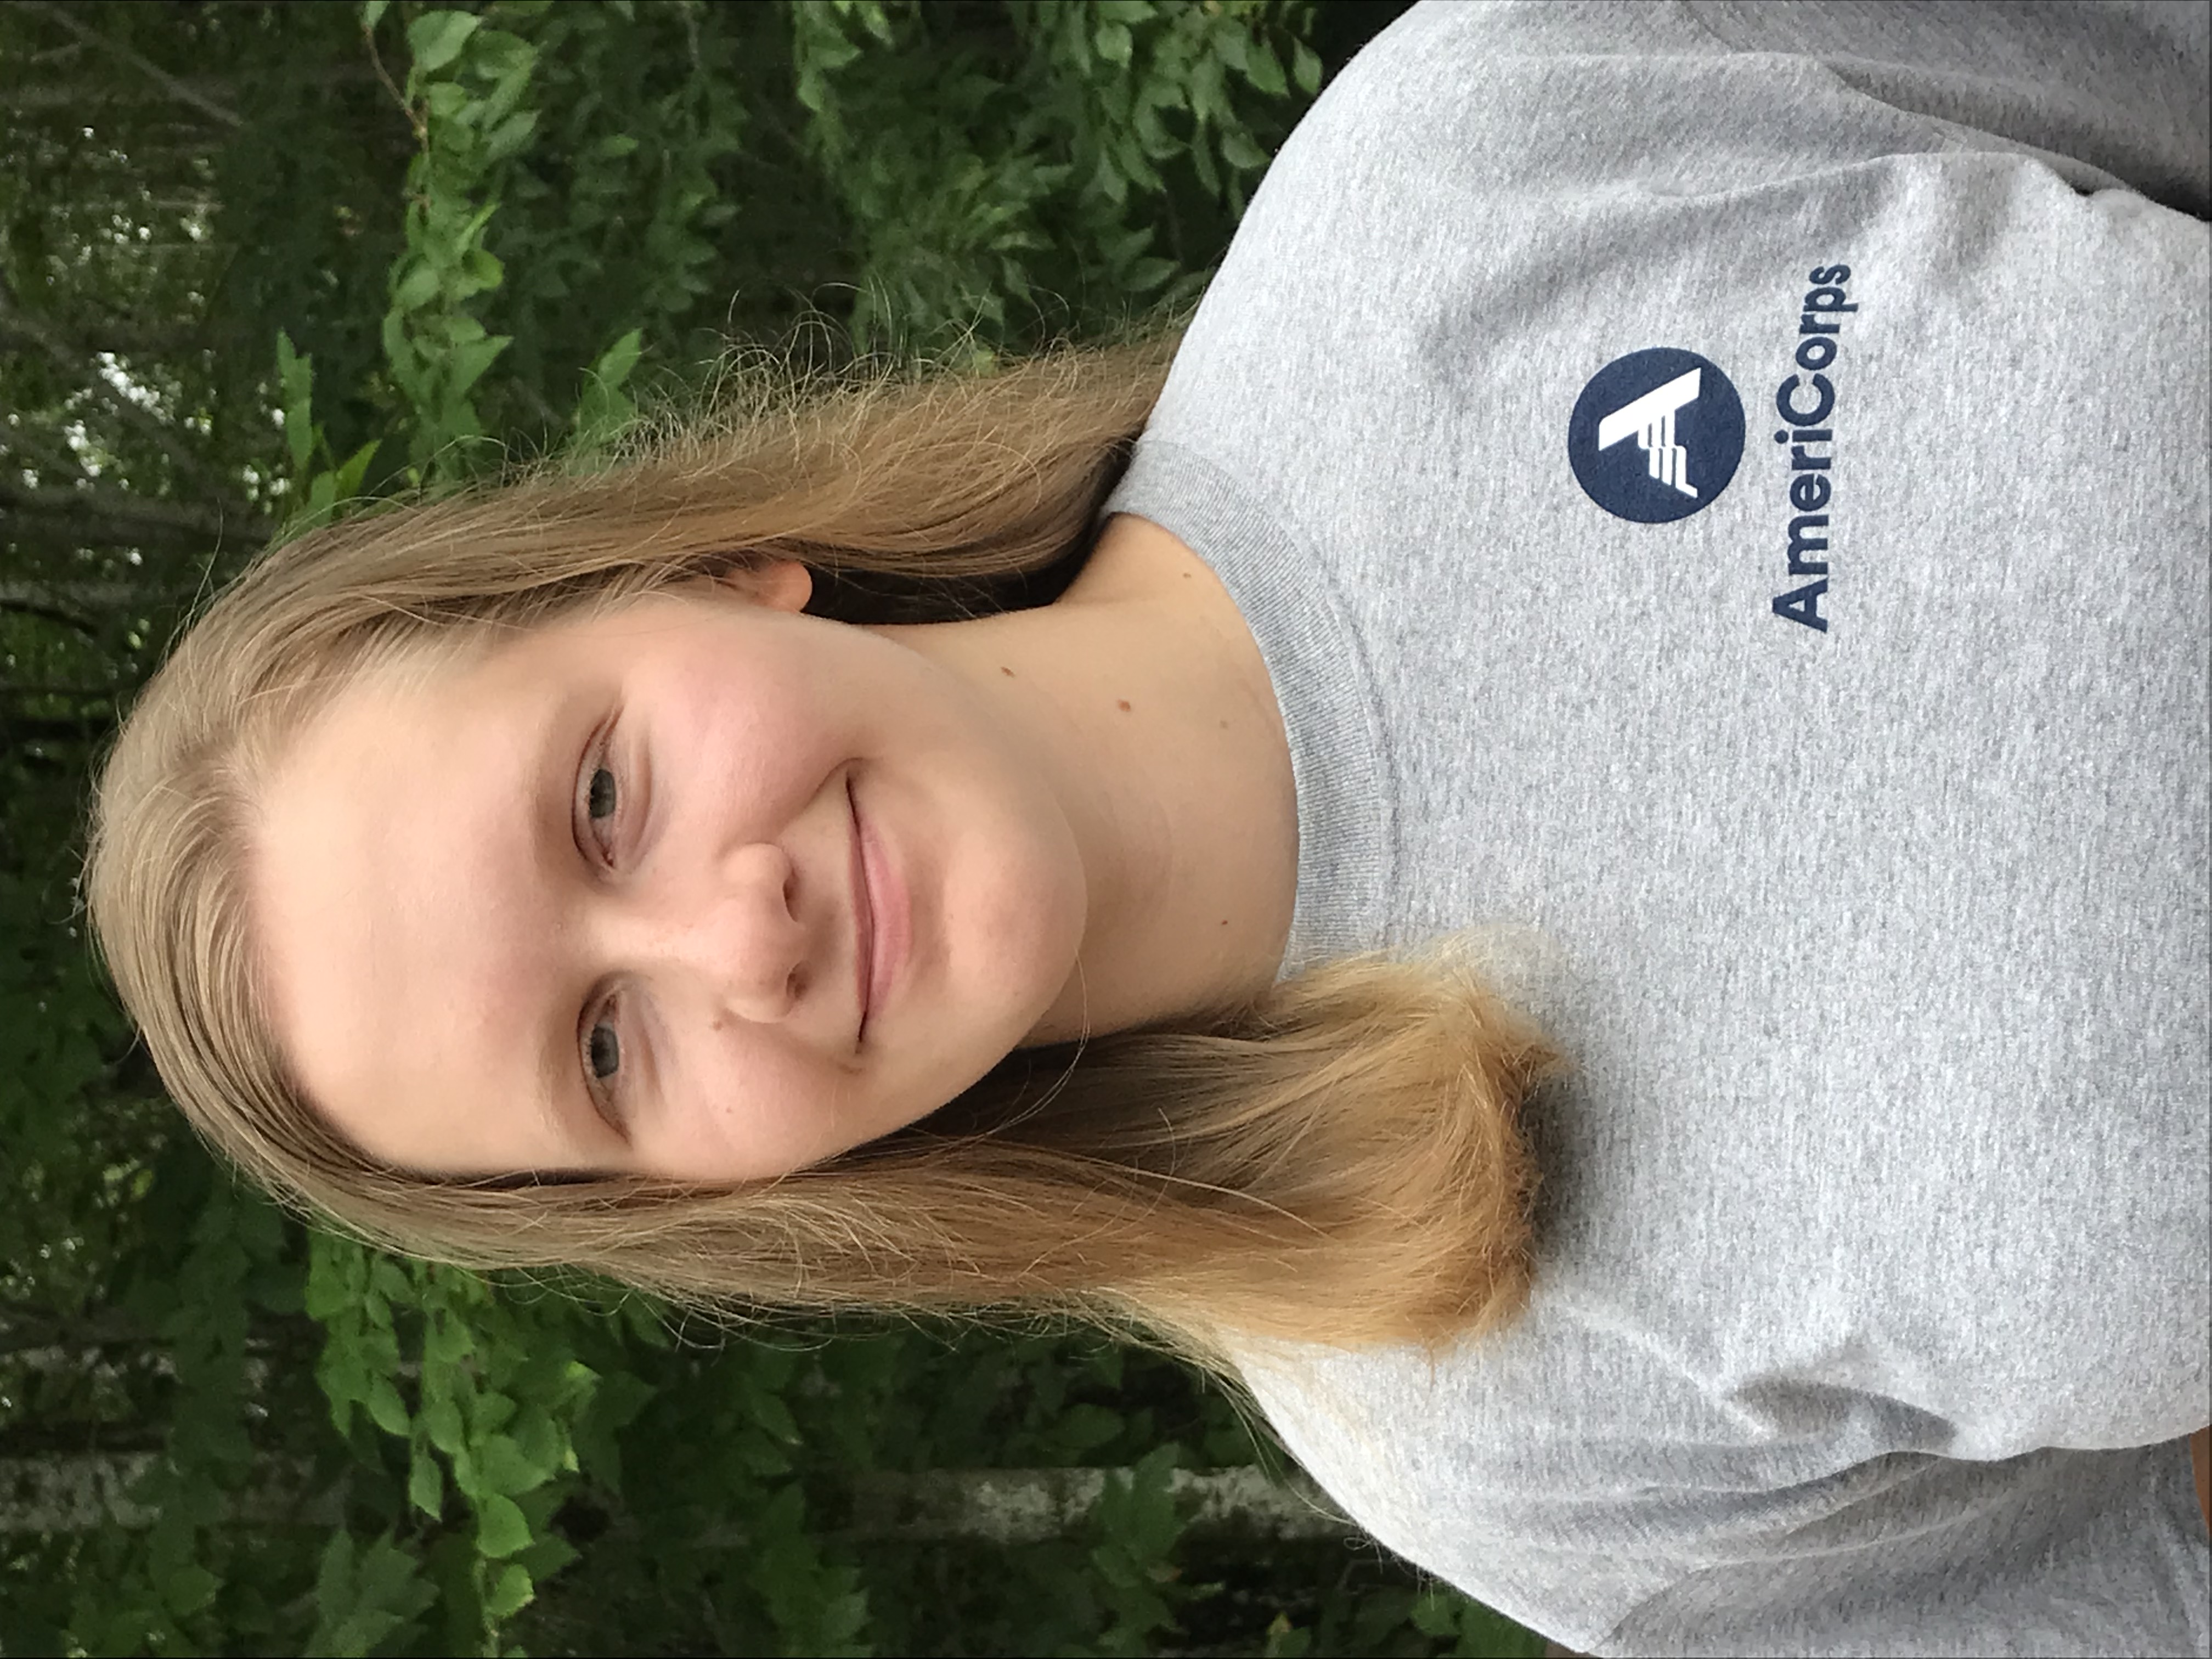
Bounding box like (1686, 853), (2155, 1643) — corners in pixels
(1567, 347), (1744, 523)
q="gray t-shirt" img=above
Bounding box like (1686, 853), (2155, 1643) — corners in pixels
(1101, 3), (2212, 1653)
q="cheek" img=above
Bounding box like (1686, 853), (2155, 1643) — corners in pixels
(666, 654), (844, 805)
(678, 1036), (866, 1181)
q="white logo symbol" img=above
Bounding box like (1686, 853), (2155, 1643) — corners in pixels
(1594, 366), (1702, 499)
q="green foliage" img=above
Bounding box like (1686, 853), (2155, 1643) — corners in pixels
(277, 330), (383, 537)
(1085, 1446), (1187, 1654)
(1, 2), (1548, 1654)
(788, 0), (1322, 349)
(302, 1242), (612, 1654)
(376, 2), (541, 478)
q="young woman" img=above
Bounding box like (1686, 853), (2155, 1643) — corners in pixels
(87, 2), (2209, 1653)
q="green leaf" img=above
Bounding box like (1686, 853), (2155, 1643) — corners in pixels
(424, 78), (470, 121)
(443, 332), (511, 399)
(853, 1), (896, 47)
(469, 27), (536, 84)
(361, 0), (391, 30)
(483, 110), (539, 164)
(462, 246), (505, 291)
(1057, 1402), (1124, 1454)
(585, 324), (643, 392)
(484, 1562), (533, 1620)
(425, 1312), (473, 1367)
(408, 9), (481, 74)
(1410, 1588), (1460, 1638)
(391, 259), (442, 312)
(516, 1531), (580, 1584)
(249, 1259), (307, 1315)
(475, 1432), (546, 1497)
(1293, 40), (1323, 96)
(309, 1532), (436, 1657)
(1242, 37), (1288, 98)
(1094, 21), (1132, 66)
(381, 311), (426, 403)
(274, 330), (314, 475)
(509, 1404), (565, 1483)
(331, 438), (381, 502)
(1211, 20), (1249, 73)
(370, 1258), (412, 1302)
(1089, 151), (1129, 207)
(422, 1395), (466, 1455)
(1124, 257), (1175, 295)
(1220, 127), (1269, 171)
(357, 1533), (435, 1618)
(752, 1390), (800, 1445)
(314, 1530), (357, 1624)
(409, 1444), (445, 1519)
(162, 1564), (219, 1618)
(476, 1493), (533, 1559)
(471, 1390), (517, 1436)
(365, 1375), (410, 1437)
(735, 1427), (792, 1477)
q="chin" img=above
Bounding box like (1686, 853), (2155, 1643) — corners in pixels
(964, 884), (1084, 1053)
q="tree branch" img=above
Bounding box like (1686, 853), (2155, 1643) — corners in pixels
(1, 76), (240, 119)
(0, 594), (102, 637)
(0, 475), (269, 545)
(0, 1451), (338, 1532)
(1, 713), (112, 748)
(0, 1307), (153, 1362)
(0, 581), (140, 619)
(72, 313), (200, 359)
(16, 1), (244, 130)
(2, 687), (119, 708)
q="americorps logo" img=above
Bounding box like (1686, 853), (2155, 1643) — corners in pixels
(1568, 347), (1745, 523)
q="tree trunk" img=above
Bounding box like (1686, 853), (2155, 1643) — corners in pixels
(0, 580), (143, 620)
(0, 1452), (336, 1531)
(847, 1464), (1354, 1545)
(1, 1459), (1352, 1542)
(0, 477), (263, 544)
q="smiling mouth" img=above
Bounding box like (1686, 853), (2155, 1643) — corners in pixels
(849, 774), (874, 1044)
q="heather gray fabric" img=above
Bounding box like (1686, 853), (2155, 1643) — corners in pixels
(1098, 3), (2212, 1654)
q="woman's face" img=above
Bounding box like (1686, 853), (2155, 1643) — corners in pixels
(247, 565), (1089, 1182)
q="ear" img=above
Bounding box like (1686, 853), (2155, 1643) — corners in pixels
(717, 557), (813, 614)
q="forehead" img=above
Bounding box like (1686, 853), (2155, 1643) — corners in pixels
(247, 621), (582, 1170)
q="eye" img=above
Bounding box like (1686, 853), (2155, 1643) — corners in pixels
(582, 1000), (624, 1127)
(577, 730), (620, 865)
(588, 1018), (619, 1081)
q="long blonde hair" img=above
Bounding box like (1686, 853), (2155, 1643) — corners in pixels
(84, 329), (1573, 1378)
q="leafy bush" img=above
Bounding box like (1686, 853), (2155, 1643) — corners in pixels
(1, 3), (1547, 1653)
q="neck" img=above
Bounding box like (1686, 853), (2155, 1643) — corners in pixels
(882, 513), (1298, 1045)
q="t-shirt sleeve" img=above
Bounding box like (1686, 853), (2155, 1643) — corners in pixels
(1595, 1441), (2212, 1658)
(1680, 0), (2209, 220)
(1244, 1341), (2211, 1659)
(1305, 0), (2208, 218)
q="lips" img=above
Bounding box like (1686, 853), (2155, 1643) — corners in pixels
(852, 770), (910, 1047)
(849, 775), (874, 1043)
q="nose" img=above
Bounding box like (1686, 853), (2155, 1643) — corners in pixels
(616, 840), (809, 1024)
